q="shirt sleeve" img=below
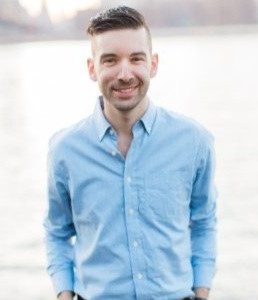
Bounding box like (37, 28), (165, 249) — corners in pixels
(190, 131), (218, 289)
(44, 142), (76, 296)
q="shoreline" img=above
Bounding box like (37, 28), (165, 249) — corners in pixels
(1, 24), (258, 45)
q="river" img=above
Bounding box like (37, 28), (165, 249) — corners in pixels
(0, 33), (258, 299)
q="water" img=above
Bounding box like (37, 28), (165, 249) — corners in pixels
(0, 34), (258, 299)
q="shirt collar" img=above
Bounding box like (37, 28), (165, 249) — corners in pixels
(93, 97), (111, 142)
(140, 100), (157, 135)
(93, 97), (157, 141)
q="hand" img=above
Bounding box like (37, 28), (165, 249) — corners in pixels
(58, 291), (74, 300)
(194, 287), (209, 298)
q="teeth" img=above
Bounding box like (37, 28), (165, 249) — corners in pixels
(120, 88), (132, 93)
(115, 87), (135, 93)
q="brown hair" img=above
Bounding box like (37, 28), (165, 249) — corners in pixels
(87, 6), (152, 48)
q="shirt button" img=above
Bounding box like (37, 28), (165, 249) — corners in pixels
(109, 129), (114, 135)
(129, 208), (135, 216)
(111, 150), (117, 156)
(133, 241), (138, 248)
(137, 273), (143, 280)
(127, 176), (132, 184)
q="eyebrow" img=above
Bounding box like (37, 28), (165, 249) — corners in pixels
(100, 53), (116, 59)
(100, 51), (147, 60)
(130, 52), (147, 57)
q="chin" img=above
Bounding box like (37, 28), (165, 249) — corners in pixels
(114, 99), (140, 112)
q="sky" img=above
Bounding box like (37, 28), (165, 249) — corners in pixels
(19, 0), (101, 22)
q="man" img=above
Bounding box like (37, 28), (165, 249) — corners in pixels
(44, 6), (217, 300)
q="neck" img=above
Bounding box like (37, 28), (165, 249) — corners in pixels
(103, 98), (149, 136)
(102, 97), (149, 157)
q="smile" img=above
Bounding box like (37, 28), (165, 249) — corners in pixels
(114, 87), (136, 93)
(112, 84), (139, 94)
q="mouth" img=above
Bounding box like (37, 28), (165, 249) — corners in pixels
(112, 85), (139, 98)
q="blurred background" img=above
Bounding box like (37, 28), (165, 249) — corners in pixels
(1, 0), (258, 299)
(1, 0), (258, 41)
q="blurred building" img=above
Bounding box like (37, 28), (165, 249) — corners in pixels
(36, 0), (52, 31)
(0, 0), (30, 24)
(1, 0), (258, 43)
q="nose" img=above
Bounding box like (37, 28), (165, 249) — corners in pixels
(117, 59), (133, 82)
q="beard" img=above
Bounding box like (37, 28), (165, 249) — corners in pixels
(101, 79), (150, 113)
(112, 97), (144, 112)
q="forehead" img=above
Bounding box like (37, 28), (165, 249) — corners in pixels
(90, 28), (151, 56)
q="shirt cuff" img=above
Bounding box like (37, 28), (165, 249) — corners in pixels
(52, 268), (74, 296)
(193, 264), (216, 288)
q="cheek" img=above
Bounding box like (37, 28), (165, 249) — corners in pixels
(136, 67), (152, 82)
(97, 68), (116, 84)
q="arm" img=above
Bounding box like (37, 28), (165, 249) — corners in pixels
(190, 133), (217, 294)
(44, 147), (76, 296)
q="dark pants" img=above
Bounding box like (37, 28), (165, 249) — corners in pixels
(77, 295), (194, 300)
(77, 296), (194, 300)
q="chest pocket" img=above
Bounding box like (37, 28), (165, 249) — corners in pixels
(139, 169), (191, 221)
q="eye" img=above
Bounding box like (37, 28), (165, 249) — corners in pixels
(132, 55), (145, 63)
(104, 58), (114, 64)
(102, 56), (117, 65)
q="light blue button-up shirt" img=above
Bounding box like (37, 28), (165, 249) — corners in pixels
(44, 98), (217, 300)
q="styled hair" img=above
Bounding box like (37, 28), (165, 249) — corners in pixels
(87, 6), (151, 45)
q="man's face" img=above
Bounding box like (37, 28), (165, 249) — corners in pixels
(87, 28), (158, 113)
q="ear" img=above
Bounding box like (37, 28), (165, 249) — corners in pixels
(87, 58), (97, 81)
(150, 53), (159, 78)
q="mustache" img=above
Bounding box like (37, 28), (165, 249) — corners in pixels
(112, 79), (139, 89)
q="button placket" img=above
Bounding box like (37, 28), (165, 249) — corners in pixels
(122, 128), (147, 298)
